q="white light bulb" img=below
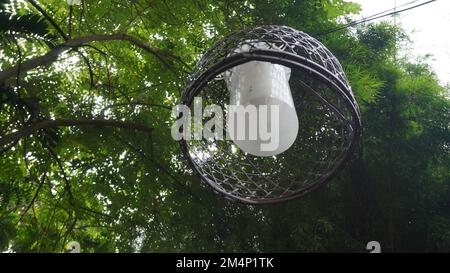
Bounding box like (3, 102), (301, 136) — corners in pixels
(67, 0), (81, 5)
(225, 42), (299, 157)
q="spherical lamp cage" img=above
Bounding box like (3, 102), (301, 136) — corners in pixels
(180, 25), (362, 204)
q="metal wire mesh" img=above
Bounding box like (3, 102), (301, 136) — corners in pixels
(180, 25), (361, 204)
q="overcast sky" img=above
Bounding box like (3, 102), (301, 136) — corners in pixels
(351, 0), (450, 85)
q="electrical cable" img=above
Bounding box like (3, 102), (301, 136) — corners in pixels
(317, 0), (437, 36)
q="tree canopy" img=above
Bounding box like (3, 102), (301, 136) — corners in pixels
(0, 0), (449, 252)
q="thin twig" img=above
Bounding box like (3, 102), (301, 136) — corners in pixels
(17, 173), (47, 224)
(68, 5), (73, 38)
(26, 0), (68, 40)
(0, 33), (178, 82)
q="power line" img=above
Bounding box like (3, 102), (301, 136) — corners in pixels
(357, 0), (422, 23)
(317, 0), (437, 36)
(319, 0), (436, 36)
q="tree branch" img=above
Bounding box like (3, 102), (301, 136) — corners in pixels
(0, 118), (153, 149)
(0, 34), (176, 83)
(17, 173), (47, 224)
(27, 0), (68, 40)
